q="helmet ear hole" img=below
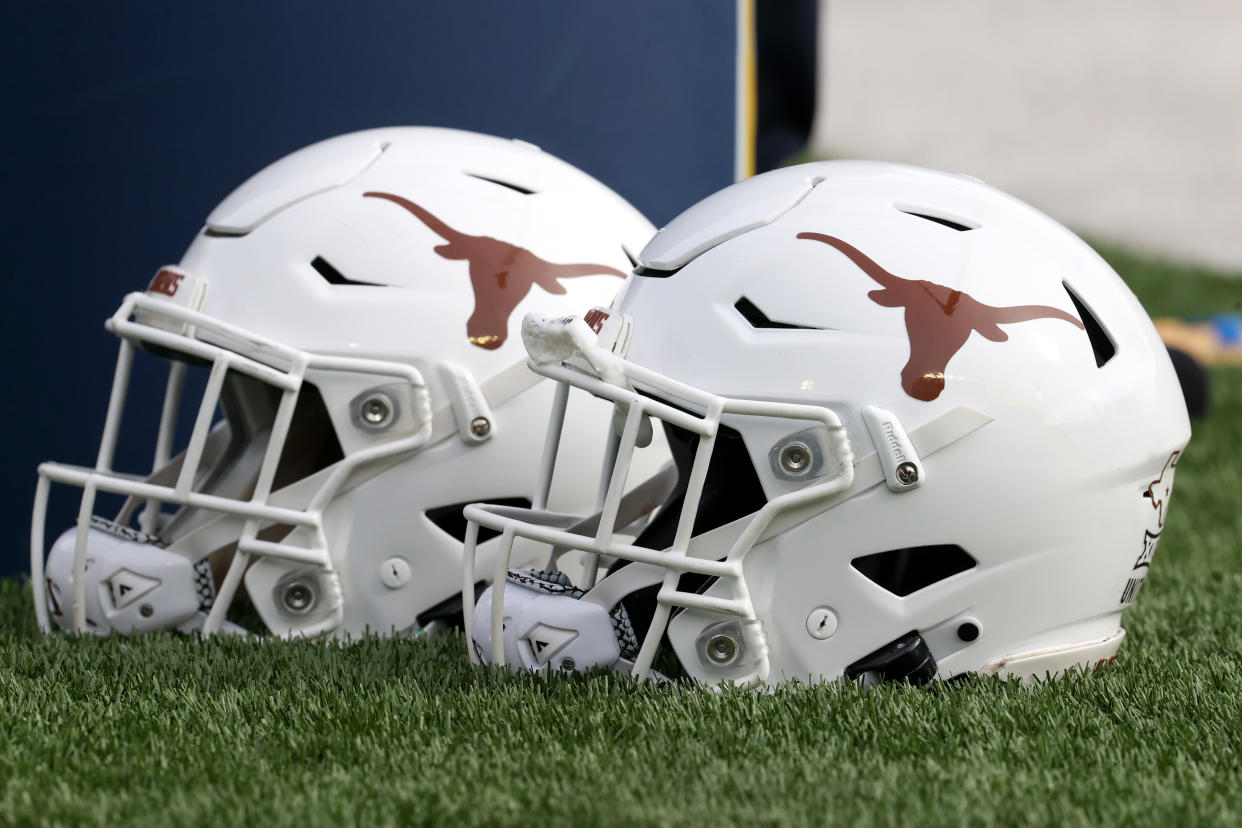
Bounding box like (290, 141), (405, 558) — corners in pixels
(424, 497), (532, 544)
(632, 421), (767, 553)
(270, 382), (345, 491)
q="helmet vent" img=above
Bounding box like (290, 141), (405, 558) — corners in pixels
(851, 544), (976, 597)
(464, 172), (536, 195)
(426, 497), (532, 544)
(734, 297), (822, 330)
(896, 208), (978, 232)
(311, 256), (384, 287)
(633, 264), (683, 279)
(1062, 282), (1116, 367)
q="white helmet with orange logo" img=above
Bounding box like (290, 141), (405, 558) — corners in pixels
(33, 126), (668, 638)
(465, 160), (1190, 685)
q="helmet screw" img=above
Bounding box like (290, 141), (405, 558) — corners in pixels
(805, 606), (838, 640)
(139, 604), (154, 619)
(895, 461), (919, 486)
(705, 633), (739, 666)
(359, 393), (394, 429)
(778, 441), (813, 476)
(559, 657), (576, 672)
(380, 557), (411, 589)
(470, 416), (492, 438)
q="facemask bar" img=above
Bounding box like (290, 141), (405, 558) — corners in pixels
(139, 359), (188, 534)
(462, 341), (856, 685)
(32, 292), (432, 636)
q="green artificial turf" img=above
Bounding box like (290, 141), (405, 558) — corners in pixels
(2, 250), (1240, 827)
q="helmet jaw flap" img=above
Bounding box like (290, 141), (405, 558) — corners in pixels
(43, 519), (217, 636)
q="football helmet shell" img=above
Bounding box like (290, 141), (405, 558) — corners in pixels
(465, 160), (1191, 685)
(33, 126), (665, 638)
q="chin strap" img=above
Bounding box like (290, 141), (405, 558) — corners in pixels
(44, 517), (252, 637)
(472, 568), (644, 674)
(507, 569), (641, 659)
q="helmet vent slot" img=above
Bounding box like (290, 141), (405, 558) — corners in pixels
(734, 297), (822, 330)
(633, 264), (683, 279)
(426, 497), (532, 544)
(464, 172), (536, 195)
(311, 256), (384, 287)
(851, 544), (976, 597)
(896, 208), (978, 232)
(1062, 282), (1116, 367)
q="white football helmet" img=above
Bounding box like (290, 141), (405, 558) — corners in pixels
(465, 160), (1191, 685)
(32, 126), (668, 638)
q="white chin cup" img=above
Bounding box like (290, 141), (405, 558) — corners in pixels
(45, 520), (212, 636)
(473, 579), (621, 674)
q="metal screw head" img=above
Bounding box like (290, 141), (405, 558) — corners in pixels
(559, 657), (576, 672)
(778, 441), (813, 476)
(360, 393), (393, 428)
(139, 603), (154, 619)
(895, 461), (919, 486)
(380, 557), (411, 589)
(806, 606), (838, 640)
(469, 416), (491, 438)
(282, 582), (316, 615)
(706, 633), (739, 665)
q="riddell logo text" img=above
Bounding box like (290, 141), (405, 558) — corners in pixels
(149, 269), (185, 297)
(881, 421), (906, 461)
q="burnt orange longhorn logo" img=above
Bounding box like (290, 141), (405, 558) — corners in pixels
(364, 191), (626, 349)
(1144, 450), (1179, 529)
(798, 233), (1085, 401)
